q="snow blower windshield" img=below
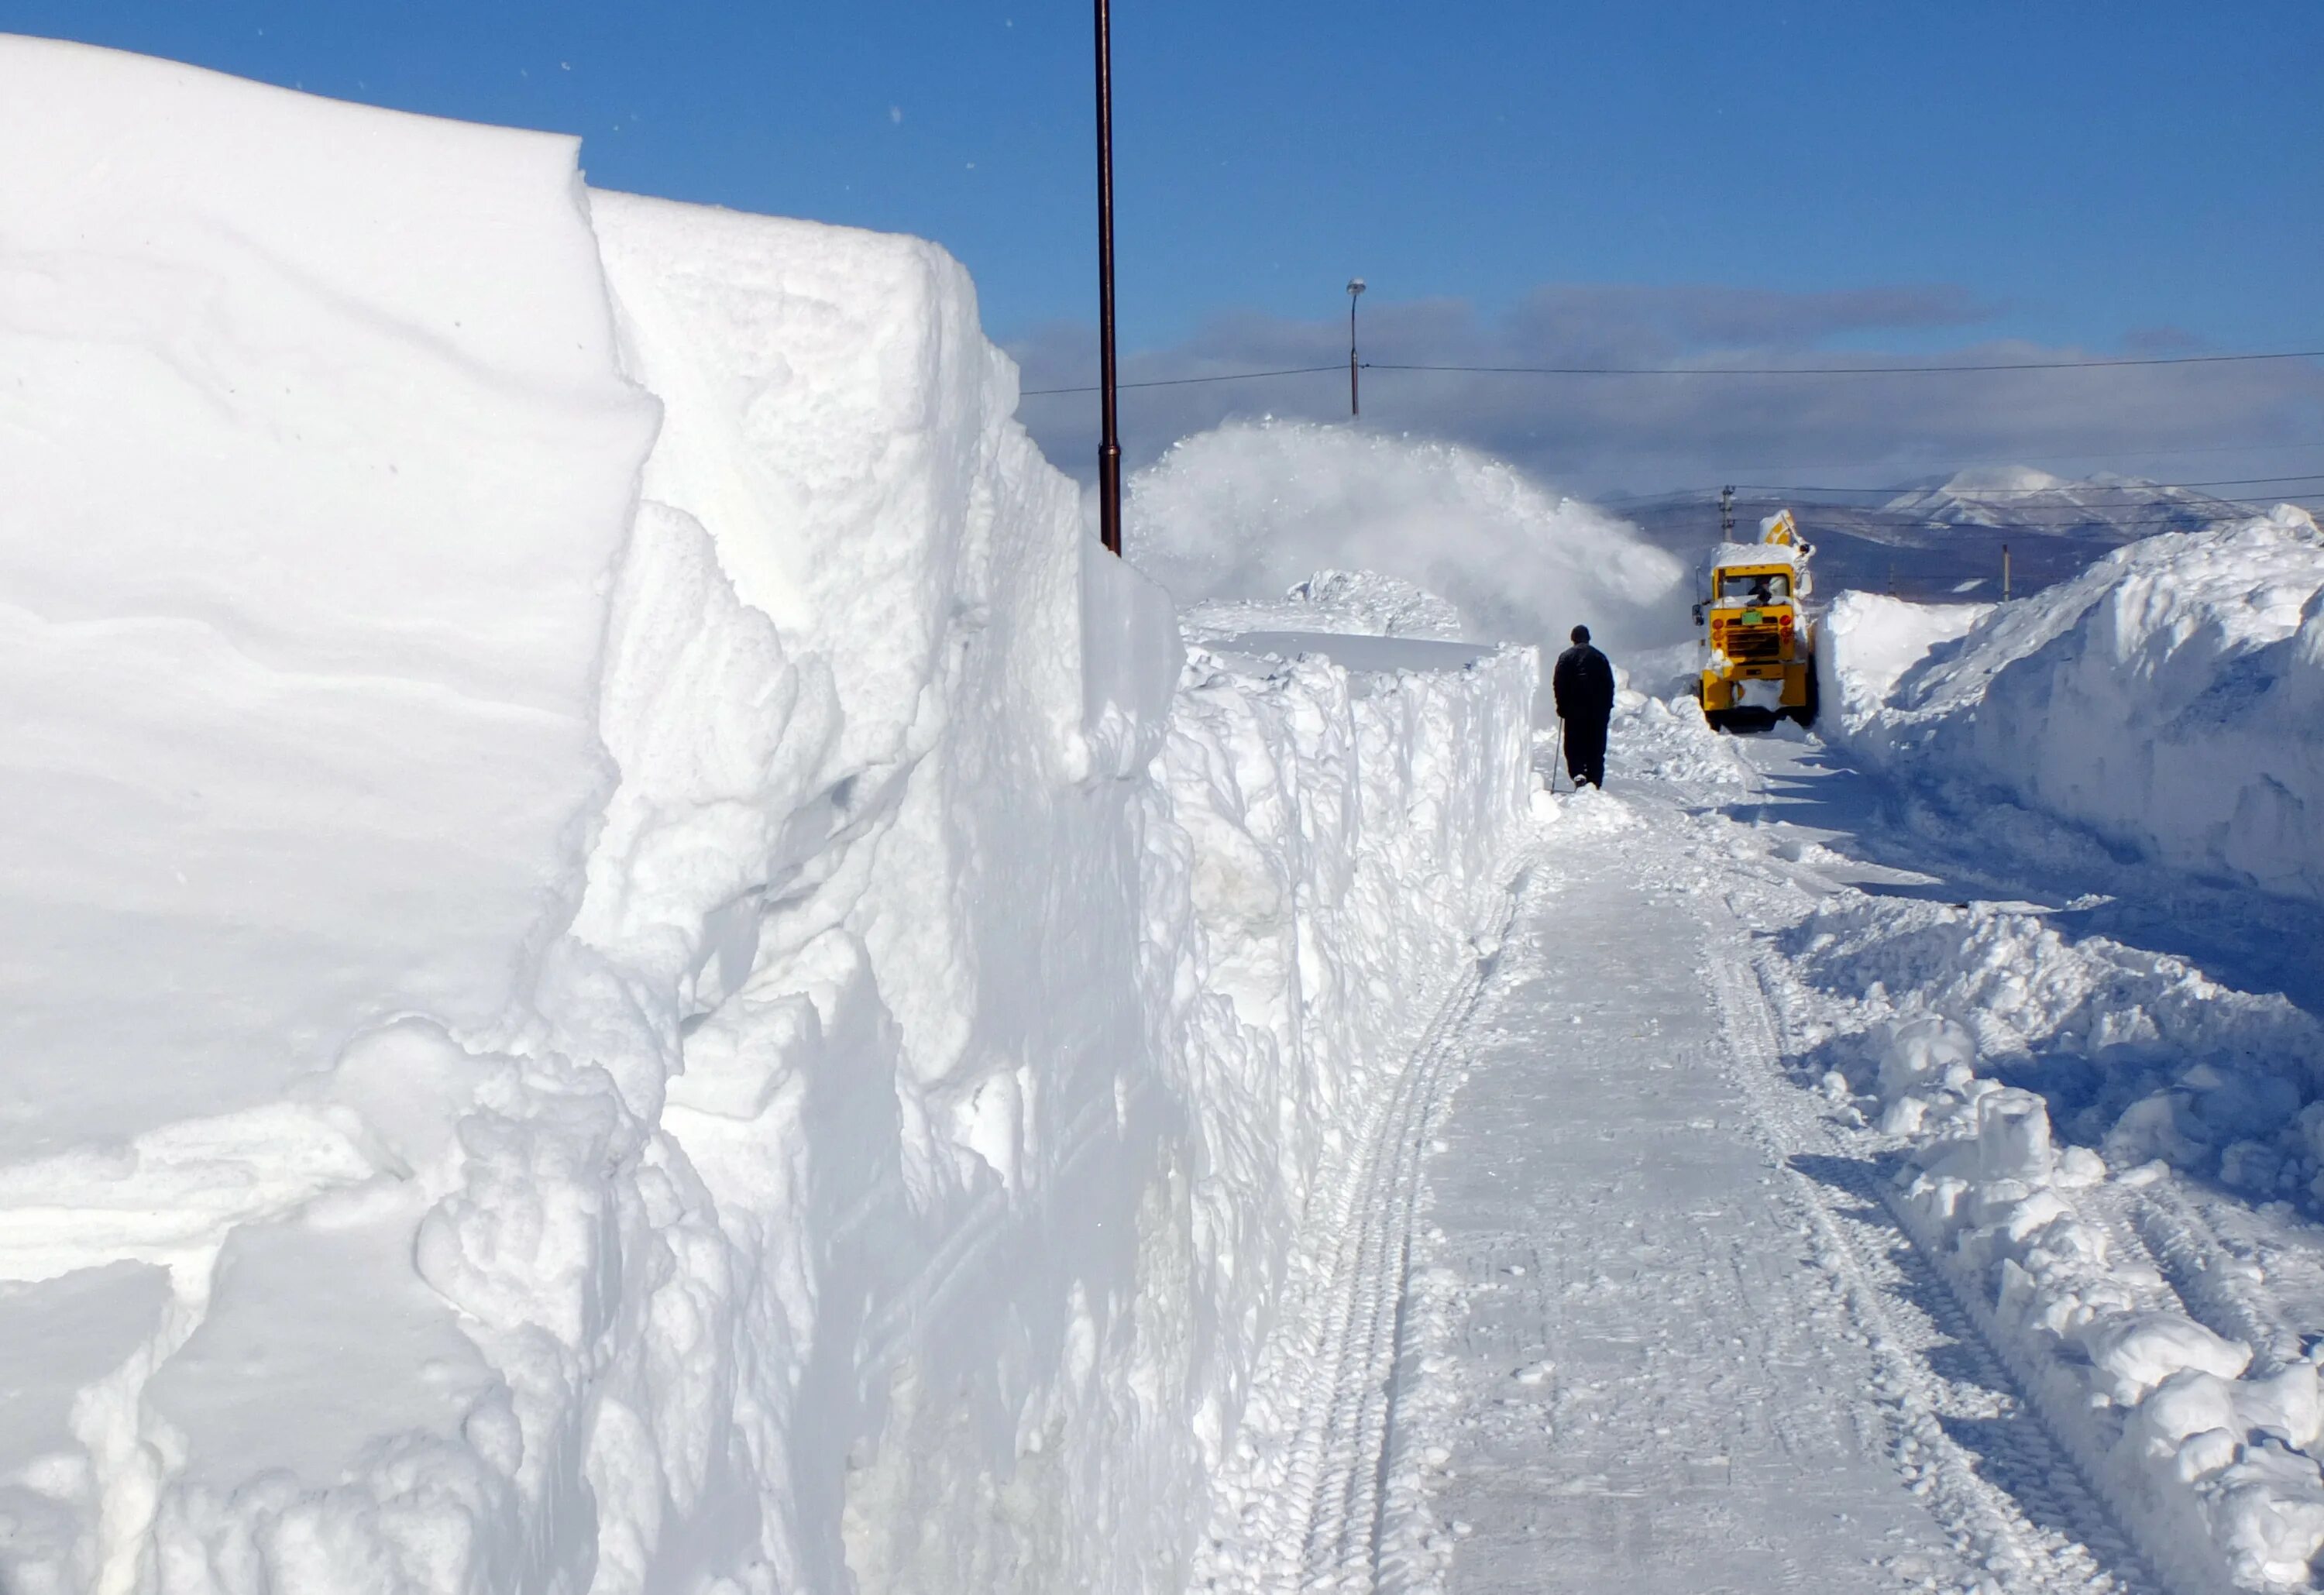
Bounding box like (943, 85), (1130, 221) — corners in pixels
(1717, 571), (1790, 603)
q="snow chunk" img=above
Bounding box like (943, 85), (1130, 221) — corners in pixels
(2082, 1313), (2252, 1405)
(1817, 591), (1989, 734)
(1875, 1015), (1978, 1105)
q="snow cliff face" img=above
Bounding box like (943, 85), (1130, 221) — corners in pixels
(0, 36), (657, 1165)
(1824, 509), (2324, 905)
(0, 38), (1537, 1595)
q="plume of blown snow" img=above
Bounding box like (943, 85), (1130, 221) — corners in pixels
(1123, 421), (1690, 662)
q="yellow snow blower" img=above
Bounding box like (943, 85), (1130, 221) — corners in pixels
(1695, 509), (1817, 730)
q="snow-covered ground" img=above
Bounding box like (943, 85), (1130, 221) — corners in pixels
(14, 31), (2324, 1595)
(1193, 603), (2324, 1595)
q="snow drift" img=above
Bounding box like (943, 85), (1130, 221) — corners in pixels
(1123, 421), (1690, 675)
(1822, 510), (2324, 905)
(0, 36), (1537, 1595)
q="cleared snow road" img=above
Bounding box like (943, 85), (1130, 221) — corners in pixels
(1198, 707), (2195, 1595)
(1418, 844), (1978, 1590)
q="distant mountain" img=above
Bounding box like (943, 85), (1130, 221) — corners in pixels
(1612, 469), (2254, 603)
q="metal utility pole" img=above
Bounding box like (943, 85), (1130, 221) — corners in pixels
(1094, 0), (1122, 555)
(2003, 543), (2013, 600)
(1719, 484), (1735, 541)
(1346, 279), (1366, 418)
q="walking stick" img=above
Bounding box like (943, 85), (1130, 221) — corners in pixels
(1550, 718), (1565, 794)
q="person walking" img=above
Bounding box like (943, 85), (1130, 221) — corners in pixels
(1552, 624), (1616, 789)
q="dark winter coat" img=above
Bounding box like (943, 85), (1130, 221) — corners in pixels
(1552, 643), (1616, 726)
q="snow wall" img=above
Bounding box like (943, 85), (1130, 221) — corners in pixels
(1820, 510), (2324, 905)
(0, 39), (1538, 1595)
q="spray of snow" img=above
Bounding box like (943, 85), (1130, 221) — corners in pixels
(1123, 421), (1690, 669)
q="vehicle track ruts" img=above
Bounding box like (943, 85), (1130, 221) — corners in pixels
(1700, 889), (2168, 1595)
(2117, 1181), (2306, 1371)
(1191, 859), (1535, 1595)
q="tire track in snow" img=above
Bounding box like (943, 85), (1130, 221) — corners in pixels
(1705, 894), (2165, 1595)
(2116, 1181), (2306, 1371)
(1192, 857), (1534, 1595)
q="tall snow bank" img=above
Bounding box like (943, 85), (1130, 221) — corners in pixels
(1814, 590), (1992, 734)
(0, 41), (1538, 1595)
(1824, 510), (2324, 903)
(1124, 421), (1689, 672)
(0, 36), (658, 1161)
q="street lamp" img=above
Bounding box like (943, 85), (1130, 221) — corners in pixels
(1346, 278), (1366, 419)
(1094, 0), (1122, 556)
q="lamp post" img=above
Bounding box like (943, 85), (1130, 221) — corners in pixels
(1094, 0), (1122, 555)
(1346, 278), (1366, 418)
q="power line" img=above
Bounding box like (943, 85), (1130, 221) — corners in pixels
(1365, 349), (2324, 377)
(1023, 363), (1340, 396)
(1019, 344), (2324, 397)
(1600, 480), (2324, 509)
(1725, 472), (2324, 497)
(1590, 438), (2324, 487)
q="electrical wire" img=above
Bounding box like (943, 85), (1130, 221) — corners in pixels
(1021, 363), (1340, 396)
(1593, 479), (2324, 507)
(1018, 345), (2324, 397)
(1365, 349), (2324, 376)
(1713, 494), (2324, 517)
(1725, 473), (2324, 496)
(1588, 438), (2324, 486)
(1666, 490), (2324, 513)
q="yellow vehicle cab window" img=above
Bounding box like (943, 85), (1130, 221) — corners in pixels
(1716, 572), (1789, 603)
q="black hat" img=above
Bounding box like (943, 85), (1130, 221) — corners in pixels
(1570, 624), (1590, 645)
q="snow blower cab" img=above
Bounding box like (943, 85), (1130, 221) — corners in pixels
(1694, 510), (1817, 730)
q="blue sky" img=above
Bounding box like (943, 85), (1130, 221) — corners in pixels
(10, 1), (2319, 349)
(8, 1), (2322, 492)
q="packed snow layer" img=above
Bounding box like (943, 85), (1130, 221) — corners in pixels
(1822, 510), (2324, 904)
(0, 40), (1538, 1595)
(1123, 421), (1690, 672)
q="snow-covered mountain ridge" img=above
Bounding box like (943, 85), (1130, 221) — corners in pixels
(1885, 465), (2257, 528)
(1621, 469), (2289, 603)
